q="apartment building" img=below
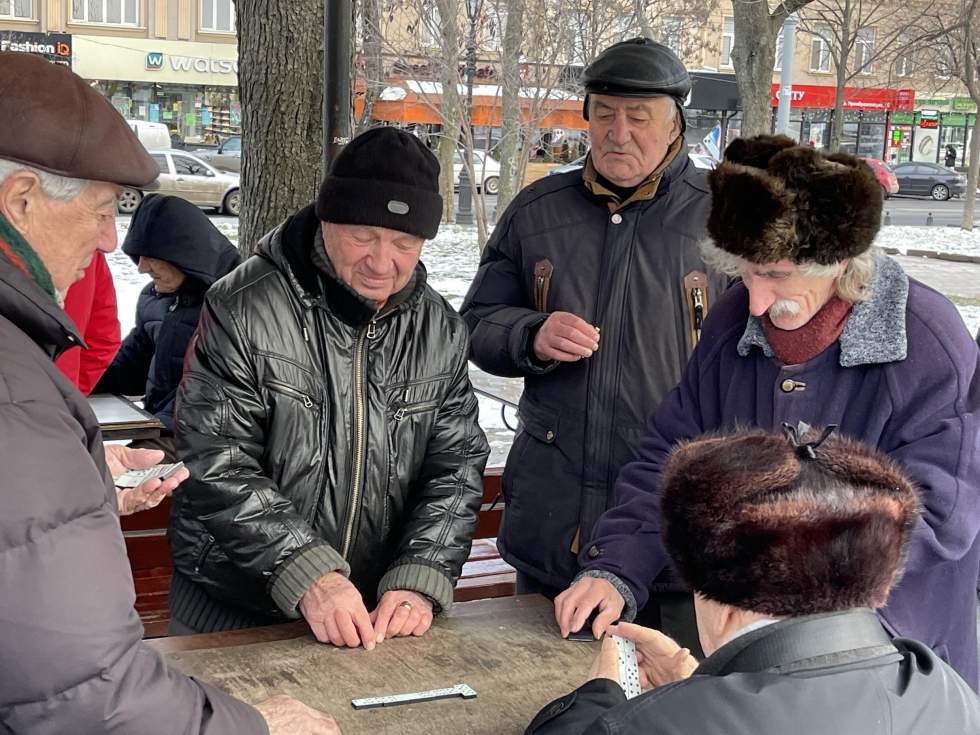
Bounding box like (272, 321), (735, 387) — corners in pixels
(0, 0), (239, 145)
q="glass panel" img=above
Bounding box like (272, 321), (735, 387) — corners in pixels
(152, 155), (169, 174)
(125, 0), (136, 23)
(216, 0), (231, 31)
(0, 1), (11, 16)
(14, 0), (30, 17)
(173, 156), (197, 175)
(223, 136), (241, 151)
(202, 0), (214, 28)
(107, 0), (120, 23)
(71, 0), (83, 20)
(87, 0), (102, 22)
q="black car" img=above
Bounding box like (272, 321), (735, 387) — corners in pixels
(892, 161), (965, 201)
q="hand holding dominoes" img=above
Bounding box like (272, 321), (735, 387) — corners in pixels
(609, 622), (699, 688)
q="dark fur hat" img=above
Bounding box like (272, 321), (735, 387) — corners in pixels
(660, 426), (919, 617)
(707, 135), (883, 265)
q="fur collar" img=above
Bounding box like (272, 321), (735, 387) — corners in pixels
(737, 250), (909, 367)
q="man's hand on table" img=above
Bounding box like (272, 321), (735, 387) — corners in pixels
(554, 577), (625, 639)
(371, 590), (434, 643)
(300, 572), (376, 650)
(104, 445), (187, 516)
(255, 695), (343, 734)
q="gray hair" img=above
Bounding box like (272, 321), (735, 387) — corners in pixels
(0, 159), (88, 201)
(701, 240), (877, 304)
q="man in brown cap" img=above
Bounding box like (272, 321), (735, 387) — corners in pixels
(0, 52), (339, 734)
(528, 426), (980, 734)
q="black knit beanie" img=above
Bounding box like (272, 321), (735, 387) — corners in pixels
(315, 127), (442, 239)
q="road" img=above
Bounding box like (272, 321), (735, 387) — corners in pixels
(882, 197), (970, 227)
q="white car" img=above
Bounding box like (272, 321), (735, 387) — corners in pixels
(119, 150), (241, 216)
(453, 150), (500, 195)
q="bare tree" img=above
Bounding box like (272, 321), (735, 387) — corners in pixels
(731, 0), (816, 138)
(493, 0), (525, 212)
(236, 0), (325, 257)
(357, 0), (386, 133)
(800, 0), (936, 152)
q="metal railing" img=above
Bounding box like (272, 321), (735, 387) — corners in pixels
(473, 386), (520, 433)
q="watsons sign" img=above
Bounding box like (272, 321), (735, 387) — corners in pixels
(0, 32), (72, 67)
(146, 52), (238, 75)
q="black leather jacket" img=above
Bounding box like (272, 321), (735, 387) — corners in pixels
(170, 205), (489, 621)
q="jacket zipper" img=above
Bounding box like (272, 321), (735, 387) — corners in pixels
(533, 259), (554, 313)
(194, 534), (216, 574)
(691, 287), (704, 343)
(393, 399), (441, 422)
(265, 380), (315, 408)
(340, 315), (388, 560)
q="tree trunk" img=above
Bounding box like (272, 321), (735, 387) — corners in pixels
(496, 0), (525, 216)
(436, 0), (461, 223)
(633, 0), (654, 38)
(963, 110), (979, 230)
(356, 0), (384, 134)
(732, 3), (777, 138)
(237, 0), (324, 257)
(828, 0), (852, 152)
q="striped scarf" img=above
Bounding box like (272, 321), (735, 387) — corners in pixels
(0, 211), (55, 298)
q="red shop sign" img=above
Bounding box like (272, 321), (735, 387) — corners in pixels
(770, 84), (916, 111)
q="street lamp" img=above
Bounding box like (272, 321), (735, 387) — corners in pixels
(457, 0), (482, 225)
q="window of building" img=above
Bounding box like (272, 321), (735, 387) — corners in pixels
(0, 0), (32, 20)
(773, 26), (785, 71)
(419, 0), (441, 49)
(660, 16), (682, 56)
(809, 24), (832, 72)
(855, 27), (874, 74)
(201, 0), (235, 33)
(611, 13), (633, 43)
(490, 5), (509, 51)
(936, 47), (953, 79)
(71, 0), (138, 25)
(895, 36), (913, 76)
(720, 17), (734, 68)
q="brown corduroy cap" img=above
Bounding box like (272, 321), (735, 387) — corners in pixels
(0, 51), (157, 187)
(660, 425), (920, 617)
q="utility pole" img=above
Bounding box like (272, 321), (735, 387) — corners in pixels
(775, 14), (798, 136)
(323, 0), (353, 178)
(457, 0), (482, 225)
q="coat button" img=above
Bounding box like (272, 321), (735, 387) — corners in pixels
(545, 430), (555, 442)
(780, 379), (796, 393)
(611, 213), (623, 224)
(587, 545), (600, 559)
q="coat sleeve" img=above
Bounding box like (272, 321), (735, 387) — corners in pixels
(377, 331), (490, 613)
(174, 295), (349, 617)
(577, 341), (708, 614)
(95, 295), (155, 398)
(524, 679), (624, 735)
(459, 202), (557, 378)
(76, 252), (122, 395)
(0, 398), (267, 734)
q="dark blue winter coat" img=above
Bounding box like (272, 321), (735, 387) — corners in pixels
(95, 195), (240, 433)
(581, 253), (980, 690)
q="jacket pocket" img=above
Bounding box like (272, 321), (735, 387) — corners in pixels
(683, 270), (710, 349)
(533, 258), (554, 313)
(264, 379), (321, 409)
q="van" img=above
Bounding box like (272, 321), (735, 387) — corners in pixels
(126, 120), (172, 151)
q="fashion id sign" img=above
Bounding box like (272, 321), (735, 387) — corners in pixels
(0, 32), (72, 67)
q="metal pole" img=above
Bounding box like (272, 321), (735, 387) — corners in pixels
(323, 0), (353, 180)
(457, 0), (479, 225)
(775, 14), (798, 136)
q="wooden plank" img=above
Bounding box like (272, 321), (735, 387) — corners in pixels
(150, 596), (592, 734)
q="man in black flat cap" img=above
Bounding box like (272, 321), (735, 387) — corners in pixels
(527, 427), (980, 734)
(169, 127), (489, 648)
(0, 51), (337, 734)
(460, 38), (726, 648)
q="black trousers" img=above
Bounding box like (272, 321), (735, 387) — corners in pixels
(516, 571), (705, 659)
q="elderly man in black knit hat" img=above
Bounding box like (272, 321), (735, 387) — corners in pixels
(564, 135), (980, 691)
(169, 127), (489, 648)
(528, 426), (980, 734)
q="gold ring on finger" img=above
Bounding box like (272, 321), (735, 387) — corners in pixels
(398, 601), (413, 612)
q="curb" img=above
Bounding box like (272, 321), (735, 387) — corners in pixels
(886, 247), (980, 264)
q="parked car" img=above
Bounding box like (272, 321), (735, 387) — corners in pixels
(126, 120), (171, 151)
(119, 150), (240, 216)
(891, 161), (965, 201)
(452, 150), (500, 194)
(860, 157), (899, 198)
(547, 150), (716, 176)
(194, 135), (241, 173)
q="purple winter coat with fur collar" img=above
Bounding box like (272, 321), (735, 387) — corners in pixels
(581, 253), (980, 690)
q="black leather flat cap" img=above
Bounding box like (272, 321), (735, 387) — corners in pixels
(582, 37), (691, 102)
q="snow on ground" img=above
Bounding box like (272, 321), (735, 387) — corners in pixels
(108, 217), (980, 466)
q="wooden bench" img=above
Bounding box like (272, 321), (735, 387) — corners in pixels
(124, 467), (515, 638)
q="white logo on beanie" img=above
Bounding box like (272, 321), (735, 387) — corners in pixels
(387, 200), (410, 215)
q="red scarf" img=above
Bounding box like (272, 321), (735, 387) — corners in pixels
(763, 295), (852, 365)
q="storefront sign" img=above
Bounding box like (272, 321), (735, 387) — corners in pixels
(952, 97), (977, 112)
(919, 118), (940, 129)
(769, 84), (915, 111)
(890, 111), (915, 125)
(0, 32), (72, 67)
(917, 97), (949, 108)
(73, 36), (237, 86)
(943, 112), (967, 126)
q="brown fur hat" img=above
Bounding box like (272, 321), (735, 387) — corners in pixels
(660, 425), (919, 617)
(707, 135), (883, 265)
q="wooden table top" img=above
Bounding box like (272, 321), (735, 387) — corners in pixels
(148, 595), (598, 734)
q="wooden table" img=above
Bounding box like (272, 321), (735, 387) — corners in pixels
(89, 393), (163, 441)
(148, 595), (598, 734)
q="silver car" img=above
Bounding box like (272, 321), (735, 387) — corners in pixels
(119, 150), (241, 216)
(195, 135), (241, 173)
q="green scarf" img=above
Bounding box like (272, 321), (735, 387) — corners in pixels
(0, 211), (55, 298)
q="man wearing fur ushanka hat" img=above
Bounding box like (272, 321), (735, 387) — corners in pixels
(529, 426), (980, 735)
(557, 135), (980, 692)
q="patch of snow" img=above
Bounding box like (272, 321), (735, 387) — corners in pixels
(875, 225), (980, 258)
